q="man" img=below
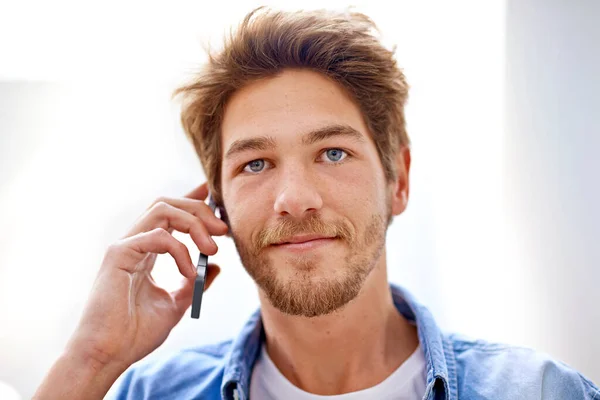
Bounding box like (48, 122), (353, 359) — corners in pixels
(34, 7), (599, 400)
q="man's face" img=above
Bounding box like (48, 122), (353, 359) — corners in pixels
(220, 69), (395, 317)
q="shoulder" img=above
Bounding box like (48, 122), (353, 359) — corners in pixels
(110, 339), (233, 400)
(445, 333), (600, 400)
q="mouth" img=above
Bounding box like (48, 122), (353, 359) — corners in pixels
(271, 235), (338, 252)
(276, 233), (337, 244)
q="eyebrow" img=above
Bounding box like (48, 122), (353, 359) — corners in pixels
(224, 124), (366, 159)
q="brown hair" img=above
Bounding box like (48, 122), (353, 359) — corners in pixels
(173, 7), (410, 207)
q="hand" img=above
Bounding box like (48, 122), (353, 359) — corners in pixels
(66, 182), (229, 371)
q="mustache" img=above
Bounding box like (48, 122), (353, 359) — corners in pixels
(254, 213), (354, 250)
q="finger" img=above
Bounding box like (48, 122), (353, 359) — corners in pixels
(172, 264), (221, 316)
(150, 202), (219, 255)
(130, 198), (228, 239)
(171, 277), (195, 319)
(121, 228), (197, 278)
(126, 203), (226, 255)
(184, 182), (209, 201)
(155, 198), (228, 235)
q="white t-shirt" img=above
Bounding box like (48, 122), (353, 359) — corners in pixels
(249, 344), (427, 400)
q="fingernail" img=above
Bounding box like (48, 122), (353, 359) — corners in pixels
(208, 236), (216, 247)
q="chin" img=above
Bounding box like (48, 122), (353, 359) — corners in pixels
(259, 262), (371, 318)
(275, 253), (328, 273)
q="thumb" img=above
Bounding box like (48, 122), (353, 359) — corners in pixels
(172, 264), (221, 316)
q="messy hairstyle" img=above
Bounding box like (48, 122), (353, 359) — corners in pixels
(173, 7), (410, 207)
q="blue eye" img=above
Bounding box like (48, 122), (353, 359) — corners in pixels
(243, 159), (266, 173)
(324, 148), (347, 162)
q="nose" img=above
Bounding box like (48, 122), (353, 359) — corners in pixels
(273, 167), (323, 219)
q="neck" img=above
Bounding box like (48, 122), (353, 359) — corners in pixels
(257, 252), (419, 395)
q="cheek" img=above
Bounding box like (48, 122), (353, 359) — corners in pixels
(223, 170), (278, 218)
(327, 163), (385, 213)
(224, 192), (267, 240)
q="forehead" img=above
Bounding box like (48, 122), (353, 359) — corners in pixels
(221, 69), (371, 148)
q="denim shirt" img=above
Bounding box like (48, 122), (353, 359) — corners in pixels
(113, 283), (599, 399)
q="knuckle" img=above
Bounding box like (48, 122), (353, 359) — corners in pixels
(151, 200), (171, 214)
(104, 241), (128, 262)
(105, 242), (120, 256)
(151, 227), (170, 238)
(150, 228), (175, 248)
(192, 219), (207, 234)
(152, 196), (169, 207)
(176, 240), (188, 253)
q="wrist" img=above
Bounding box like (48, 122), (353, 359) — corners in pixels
(64, 339), (129, 379)
(32, 346), (129, 400)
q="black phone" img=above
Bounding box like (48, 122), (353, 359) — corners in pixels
(190, 193), (227, 319)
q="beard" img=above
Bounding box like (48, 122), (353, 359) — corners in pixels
(230, 208), (389, 318)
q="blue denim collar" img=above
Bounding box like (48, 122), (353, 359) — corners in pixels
(391, 284), (457, 400)
(220, 283), (456, 400)
(220, 307), (263, 400)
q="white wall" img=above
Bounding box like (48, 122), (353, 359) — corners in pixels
(504, 0), (600, 382)
(0, 1), (597, 398)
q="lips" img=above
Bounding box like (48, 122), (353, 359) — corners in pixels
(274, 234), (335, 245)
(269, 236), (338, 253)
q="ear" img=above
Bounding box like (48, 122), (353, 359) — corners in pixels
(390, 146), (411, 216)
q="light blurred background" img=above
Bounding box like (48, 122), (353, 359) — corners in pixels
(0, 0), (598, 398)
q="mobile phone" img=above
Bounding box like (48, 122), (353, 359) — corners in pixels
(190, 193), (222, 319)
